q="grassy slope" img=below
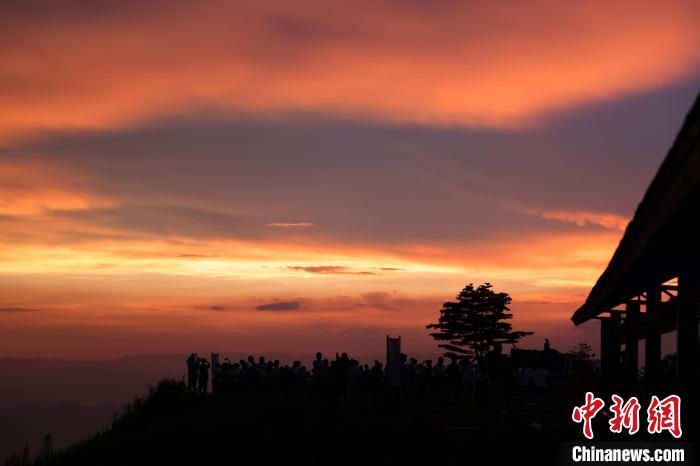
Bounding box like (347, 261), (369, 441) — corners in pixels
(47, 379), (571, 466)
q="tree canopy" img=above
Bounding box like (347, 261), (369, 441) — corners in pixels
(567, 342), (595, 360)
(426, 282), (533, 359)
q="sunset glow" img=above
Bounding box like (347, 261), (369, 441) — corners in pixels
(1, 0), (699, 359)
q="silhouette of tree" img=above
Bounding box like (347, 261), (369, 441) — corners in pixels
(4, 444), (31, 466)
(39, 433), (54, 462)
(567, 342), (595, 360)
(20, 445), (29, 466)
(426, 283), (533, 359)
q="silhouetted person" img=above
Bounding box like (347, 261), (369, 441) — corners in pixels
(335, 352), (349, 399)
(433, 357), (447, 402)
(533, 364), (549, 401)
(257, 356), (267, 382)
(291, 360), (304, 380)
(446, 356), (460, 398)
(474, 355), (489, 411)
(486, 343), (511, 417)
(186, 353), (199, 393)
(312, 352), (324, 376)
(246, 355), (257, 386)
(348, 359), (361, 399)
(458, 358), (470, 397)
(369, 360), (384, 403)
(212, 361), (222, 394)
(543, 338), (551, 369)
(198, 358), (210, 394)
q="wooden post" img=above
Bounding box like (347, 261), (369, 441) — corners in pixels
(601, 315), (620, 394)
(645, 287), (662, 392)
(624, 301), (640, 392)
(677, 270), (699, 411)
(677, 271), (699, 388)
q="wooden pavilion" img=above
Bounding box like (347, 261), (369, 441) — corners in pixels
(571, 94), (699, 433)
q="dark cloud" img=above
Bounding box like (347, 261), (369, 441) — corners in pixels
(194, 305), (239, 312)
(1, 83), (697, 249)
(287, 266), (375, 275)
(0, 307), (40, 313)
(373, 267), (405, 271)
(254, 301), (302, 311)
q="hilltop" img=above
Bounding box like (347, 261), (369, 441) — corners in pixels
(15, 379), (568, 466)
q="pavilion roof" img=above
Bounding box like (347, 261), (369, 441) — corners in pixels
(572, 93), (700, 325)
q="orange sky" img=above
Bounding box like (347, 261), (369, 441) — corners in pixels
(1, 0), (699, 359)
(2, 1), (699, 140)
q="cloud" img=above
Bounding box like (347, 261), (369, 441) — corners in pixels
(254, 300), (302, 311)
(1, 1), (699, 139)
(194, 304), (241, 312)
(49, 204), (253, 239)
(178, 254), (220, 259)
(521, 208), (629, 231)
(360, 292), (414, 311)
(287, 265), (375, 275)
(4, 84), (683, 253)
(267, 222), (314, 230)
(0, 307), (40, 313)
(0, 76), (693, 363)
(0, 162), (115, 215)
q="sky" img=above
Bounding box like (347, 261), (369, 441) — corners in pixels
(1, 0), (699, 360)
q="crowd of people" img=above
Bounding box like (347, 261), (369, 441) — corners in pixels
(185, 354), (210, 394)
(185, 342), (551, 409)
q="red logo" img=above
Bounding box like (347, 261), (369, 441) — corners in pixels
(609, 395), (640, 435)
(647, 395), (682, 438)
(573, 393), (682, 439)
(572, 391), (605, 439)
